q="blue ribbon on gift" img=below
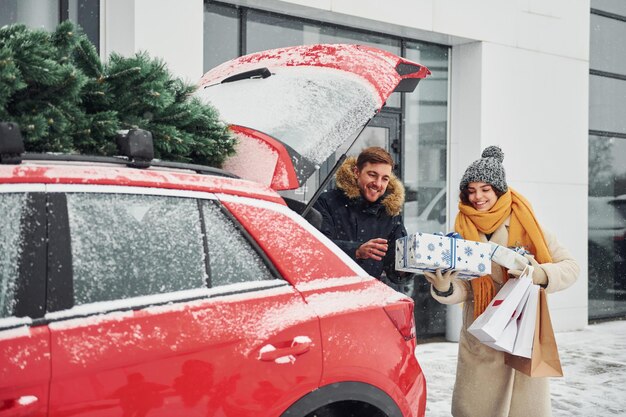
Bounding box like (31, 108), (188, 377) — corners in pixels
(433, 231), (463, 239)
(432, 232), (464, 270)
(510, 246), (531, 256)
(402, 237), (408, 268)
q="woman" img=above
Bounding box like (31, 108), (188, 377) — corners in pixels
(424, 146), (579, 417)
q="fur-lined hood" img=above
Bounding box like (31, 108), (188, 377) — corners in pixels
(335, 156), (405, 217)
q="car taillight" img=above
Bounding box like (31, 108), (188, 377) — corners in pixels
(384, 299), (416, 341)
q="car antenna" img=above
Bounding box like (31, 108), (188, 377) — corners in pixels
(301, 121), (370, 219)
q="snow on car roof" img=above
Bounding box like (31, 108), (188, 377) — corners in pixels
(0, 162), (285, 204)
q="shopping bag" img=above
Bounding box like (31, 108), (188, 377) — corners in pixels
(511, 284), (541, 358)
(484, 282), (533, 353)
(468, 270), (533, 342)
(505, 288), (563, 377)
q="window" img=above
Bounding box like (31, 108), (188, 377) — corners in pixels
(589, 1), (626, 319)
(403, 42), (449, 234)
(203, 2), (239, 72)
(0, 0), (100, 51)
(0, 0), (59, 30)
(244, 9), (402, 108)
(202, 201), (274, 286)
(68, 0), (100, 49)
(589, 75), (626, 135)
(66, 193), (207, 305)
(0, 193), (28, 317)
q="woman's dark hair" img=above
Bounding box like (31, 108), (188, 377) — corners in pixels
(459, 185), (506, 205)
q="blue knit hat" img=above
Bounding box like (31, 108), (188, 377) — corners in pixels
(459, 146), (508, 193)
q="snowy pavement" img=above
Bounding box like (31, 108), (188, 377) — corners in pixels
(415, 319), (626, 416)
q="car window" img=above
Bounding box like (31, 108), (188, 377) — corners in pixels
(66, 193), (207, 305)
(201, 200), (274, 286)
(0, 193), (27, 317)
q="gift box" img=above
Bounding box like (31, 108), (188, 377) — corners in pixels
(395, 232), (492, 278)
(489, 243), (531, 270)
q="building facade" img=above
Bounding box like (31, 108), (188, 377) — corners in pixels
(5, 0), (624, 337)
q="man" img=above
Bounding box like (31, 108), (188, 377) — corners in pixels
(314, 147), (412, 290)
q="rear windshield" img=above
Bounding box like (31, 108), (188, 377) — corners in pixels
(197, 66), (379, 166)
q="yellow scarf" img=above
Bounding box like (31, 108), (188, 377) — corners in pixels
(454, 188), (553, 318)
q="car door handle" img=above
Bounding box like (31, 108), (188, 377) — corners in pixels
(0, 395), (39, 417)
(258, 338), (312, 361)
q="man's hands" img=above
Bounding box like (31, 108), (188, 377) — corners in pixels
(423, 269), (459, 292)
(508, 255), (548, 286)
(356, 238), (388, 261)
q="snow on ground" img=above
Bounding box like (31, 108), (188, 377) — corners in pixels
(415, 319), (626, 416)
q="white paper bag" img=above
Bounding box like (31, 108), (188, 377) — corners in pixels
(511, 284), (541, 358)
(484, 279), (533, 353)
(468, 269), (533, 342)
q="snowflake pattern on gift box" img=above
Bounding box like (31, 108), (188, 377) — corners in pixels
(478, 263), (486, 273)
(442, 249), (452, 265)
(427, 243), (436, 251)
(464, 246), (473, 257)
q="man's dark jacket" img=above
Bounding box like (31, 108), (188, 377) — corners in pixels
(313, 156), (408, 282)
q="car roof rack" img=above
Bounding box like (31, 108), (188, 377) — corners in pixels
(20, 153), (237, 178)
(0, 122), (237, 178)
(0, 122), (25, 164)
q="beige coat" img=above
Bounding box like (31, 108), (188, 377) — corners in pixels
(432, 217), (579, 417)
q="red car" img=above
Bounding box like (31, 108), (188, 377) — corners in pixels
(0, 44), (430, 417)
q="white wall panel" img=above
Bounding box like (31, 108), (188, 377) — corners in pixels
(103, 0), (135, 58)
(276, 0), (589, 59)
(518, 1), (590, 61)
(479, 43), (588, 187)
(135, 0), (204, 83)
(432, 0), (518, 46)
(330, 0), (433, 31)
(103, 0), (204, 83)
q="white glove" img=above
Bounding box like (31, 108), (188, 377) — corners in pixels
(508, 256), (548, 286)
(423, 269), (459, 294)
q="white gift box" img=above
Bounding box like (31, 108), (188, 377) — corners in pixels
(395, 232), (492, 278)
(489, 243), (531, 271)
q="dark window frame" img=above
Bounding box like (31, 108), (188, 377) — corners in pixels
(0, 192), (47, 323)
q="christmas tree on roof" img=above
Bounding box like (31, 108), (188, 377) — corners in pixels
(0, 21), (235, 167)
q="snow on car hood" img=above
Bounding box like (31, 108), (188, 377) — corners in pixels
(196, 44), (430, 190)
